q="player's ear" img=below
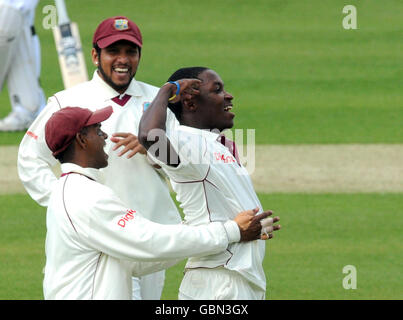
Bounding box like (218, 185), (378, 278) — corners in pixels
(75, 132), (88, 150)
(91, 48), (99, 67)
(182, 97), (197, 112)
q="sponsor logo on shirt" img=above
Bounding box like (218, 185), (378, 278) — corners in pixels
(117, 209), (136, 228)
(26, 131), (38, 140)
(214, 152), (236, 164)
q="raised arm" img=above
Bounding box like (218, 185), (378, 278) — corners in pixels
(138, 79), (200, 167)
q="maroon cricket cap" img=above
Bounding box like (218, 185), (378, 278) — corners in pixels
(93, 16), (142, 49)
(45, 106), (113, 157)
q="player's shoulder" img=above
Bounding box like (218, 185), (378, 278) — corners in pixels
(134, 79), (160, 96)
(74, 175), (125, 211)
(50, 80), (94, 107)
(63, 173), (115, 204)
(176, 126), (203, 138)
(168, 126), (206, 150)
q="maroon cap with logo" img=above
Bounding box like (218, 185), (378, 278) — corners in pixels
(45, 106), (113, 157)
(93, 16), (142, 49)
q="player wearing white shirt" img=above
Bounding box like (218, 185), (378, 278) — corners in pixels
(0, 0), (46, 131)
(139, 67), (281, 299)
(43, 106), (271, 299)
(17, 16), (179, 300)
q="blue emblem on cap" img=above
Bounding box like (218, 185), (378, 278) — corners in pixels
(114, 19), (129, 31)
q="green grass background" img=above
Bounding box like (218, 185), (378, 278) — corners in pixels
(1, 193), (402, 299)
(1, 0), (402, 144)
(0, 0), (402, 299)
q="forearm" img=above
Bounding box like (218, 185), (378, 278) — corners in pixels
(86, 197), (240, 262)
(139, 83), (180, 166)
(138, 83), (175, 150)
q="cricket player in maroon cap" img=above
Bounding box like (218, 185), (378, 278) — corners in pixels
(18, 16), (181, 300)
(42, 106), (272, 300)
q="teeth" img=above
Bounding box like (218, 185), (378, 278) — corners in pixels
(224, 106), (232, 111)
(114, 67), (128, 73)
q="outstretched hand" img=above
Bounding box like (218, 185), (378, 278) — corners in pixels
(234, 207), (281, 241)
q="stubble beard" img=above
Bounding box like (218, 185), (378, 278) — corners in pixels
(97, 62), (134, 93)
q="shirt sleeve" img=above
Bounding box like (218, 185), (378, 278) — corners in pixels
(130, 219), (240, 276)
(130, 259), (182, 277)
(147, 129), (210, 182)
(17, 96), (60, 207)
(75, 185), (239, 263)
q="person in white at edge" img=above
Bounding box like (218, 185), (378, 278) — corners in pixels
(0, 0), (46, 131)
(138, 67), (281, 300)
(43, 106), (271, 299)
(17, 16), (178, 299)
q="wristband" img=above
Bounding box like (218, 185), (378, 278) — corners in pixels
(168, 81), (180, 101)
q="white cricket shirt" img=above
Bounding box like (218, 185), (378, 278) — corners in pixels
(44, 163), (240, 299)
(148, 125), (267, 291)
(2, 0), (38, 24)
(18, 71), (181, 225)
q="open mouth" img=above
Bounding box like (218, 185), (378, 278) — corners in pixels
(224, 105), (233, 112)
(113, 66), (130, 74)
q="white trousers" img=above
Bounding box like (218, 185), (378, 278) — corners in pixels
(0, 1), (45, 116)
(132, 270), (165, 300)
(179, 267), (265, 300)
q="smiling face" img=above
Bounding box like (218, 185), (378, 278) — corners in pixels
(83, 123), (109, 169)
(192, 69), (234, 132)
(92, 40), (140, 94)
